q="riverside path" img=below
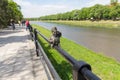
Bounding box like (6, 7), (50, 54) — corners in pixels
(0, 25), (48, 80)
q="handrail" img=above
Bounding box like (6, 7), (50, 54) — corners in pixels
(30, 26), (101, 80)
(30, 28), (61, 80)
(36, 40), (61, 80)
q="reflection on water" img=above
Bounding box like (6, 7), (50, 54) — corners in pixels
(30, 21), (120, 62)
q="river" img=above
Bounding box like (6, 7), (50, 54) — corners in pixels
(30, 21), (120, 62)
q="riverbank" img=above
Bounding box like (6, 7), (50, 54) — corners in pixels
(44, 20), (120, 29)
(32, 24), (120, 80)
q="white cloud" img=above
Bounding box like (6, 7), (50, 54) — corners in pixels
(13, 0), (30, 6)
(23, 4), (73, 18)
(86, 0), (120, 7)
(85, 0), (109, 7)
(14, 0), (74, 18)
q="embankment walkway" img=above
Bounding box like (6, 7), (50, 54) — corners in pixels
(0, 26), (48, 80)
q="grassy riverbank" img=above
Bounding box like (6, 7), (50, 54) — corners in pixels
(45, 20), (120, 29)
(32, 24), (120, 80)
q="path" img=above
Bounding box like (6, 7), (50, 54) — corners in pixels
(0, 26), (48, 80)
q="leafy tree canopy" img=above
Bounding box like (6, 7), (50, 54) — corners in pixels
(0, 0), (23, 29)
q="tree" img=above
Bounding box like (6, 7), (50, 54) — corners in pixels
(79, 8), (90, 20)
(0, 0), (9, 28)
(0, 0), (23, 29)
(109, 4), (120, 20)
(7, 0), (23, 22)
(39, 3), (120, 21)
(102, 6), (111, 20)
(89, 4), (104, 20)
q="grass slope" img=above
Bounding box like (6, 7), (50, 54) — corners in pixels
(45, 20), (120, 29)
(32, 24), (120, 80)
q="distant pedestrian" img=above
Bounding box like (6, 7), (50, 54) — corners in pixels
(25, 20), (30, 31)
(21, 20), (25, 26)
(11, 19), (15, 30)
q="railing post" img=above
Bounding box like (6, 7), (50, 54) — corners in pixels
(30, 26), (33, 40)
(73, 61), (91, 80)
(34, 28), (39, 56)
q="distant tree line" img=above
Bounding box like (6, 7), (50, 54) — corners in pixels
(0, 0), (23, 29)
(24, 17), (43, 21)
(39, 4), (120, 21)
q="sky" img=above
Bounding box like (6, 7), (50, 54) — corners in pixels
(13, 0), (120, 18)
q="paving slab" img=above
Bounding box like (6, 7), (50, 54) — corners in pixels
(0, 26), (48, 80)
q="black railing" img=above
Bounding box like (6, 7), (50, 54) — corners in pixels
(30, 28), (61, 80)
(29, 26), (101, 80)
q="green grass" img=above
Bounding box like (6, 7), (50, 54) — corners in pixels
(45, 20), (120, 29)
(32, 24), (120, 80)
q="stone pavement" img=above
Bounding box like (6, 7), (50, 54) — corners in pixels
(0, 26), (48, 80)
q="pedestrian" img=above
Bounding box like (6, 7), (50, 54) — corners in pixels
(11, 19), (15, 30)
(49, 27), (62, 48)
(25, 20), (30, 31)
(21, 20), (25, 26)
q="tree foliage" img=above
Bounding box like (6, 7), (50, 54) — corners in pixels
(39, 4), (120, 21)
(0, 0), (23, 28)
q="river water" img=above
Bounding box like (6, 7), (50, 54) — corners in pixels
(30, 21), (120, 62)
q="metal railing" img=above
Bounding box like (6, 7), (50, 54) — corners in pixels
(29, 26), (101, 80)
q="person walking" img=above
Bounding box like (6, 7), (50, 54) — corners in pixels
(25, 20), (30, 31)
(11, 19), (15, 30)
(21, 20), (25, 26)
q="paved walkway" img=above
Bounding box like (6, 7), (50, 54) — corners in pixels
(0, 26), (48, 80)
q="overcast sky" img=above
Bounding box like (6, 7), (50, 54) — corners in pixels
(13, 0), (120, 18)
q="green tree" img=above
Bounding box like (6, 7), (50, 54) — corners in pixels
(90, 4), (104, 20)
(109, 4), (120, 20)
(79, 8), (90, 20)
(39, 3), (120, 21)
(70, 10), (79, 20)
(0, 0), (23, 29)
(0, 0), (9, 28)
(102, 6), (111, 20)
(7, 0), (23, 22)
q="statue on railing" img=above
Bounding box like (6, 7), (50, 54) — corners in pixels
(49, 27), (62, 48)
